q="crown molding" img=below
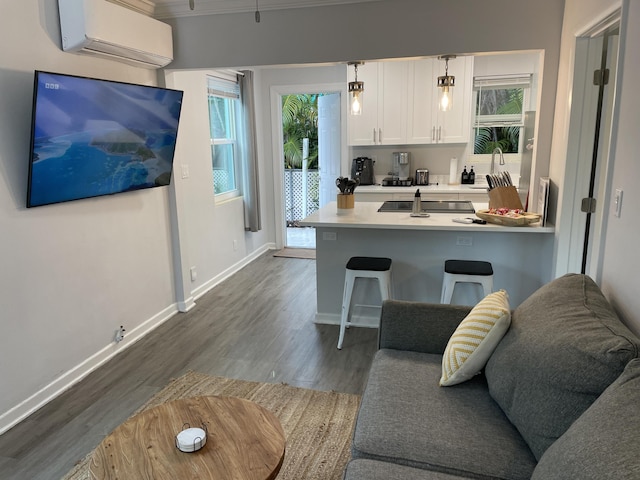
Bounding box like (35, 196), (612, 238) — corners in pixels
(107, 0), (156, 16)
(153, 0), (383, 19)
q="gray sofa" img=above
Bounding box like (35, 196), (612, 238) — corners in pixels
(344, 274), (640, 479)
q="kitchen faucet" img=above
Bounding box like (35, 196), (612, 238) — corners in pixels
(491, 147), (505, 174)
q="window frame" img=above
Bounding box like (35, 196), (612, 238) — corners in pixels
(472, 74), (532, 155)
(208, 74), (242, 201)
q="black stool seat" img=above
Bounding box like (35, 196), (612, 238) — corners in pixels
(346, 256), (392, 272)
(444, 260), (493, 276)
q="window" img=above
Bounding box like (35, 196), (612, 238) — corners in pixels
(208, 75), (241, 198)
(473, 75), (531, 154)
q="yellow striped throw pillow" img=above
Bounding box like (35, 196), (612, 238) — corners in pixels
(440, 290), (511, 386)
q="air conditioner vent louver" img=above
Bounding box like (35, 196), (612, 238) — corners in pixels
(58, 0), (173, 69)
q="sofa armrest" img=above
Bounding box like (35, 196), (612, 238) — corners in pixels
(378, 300), (472, 354)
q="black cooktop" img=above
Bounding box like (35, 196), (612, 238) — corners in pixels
(378, 200), (475, 214)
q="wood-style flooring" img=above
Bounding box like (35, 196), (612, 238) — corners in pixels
(0, 251), (379, 480)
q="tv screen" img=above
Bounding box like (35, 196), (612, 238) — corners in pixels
(27, 71), (184, 207)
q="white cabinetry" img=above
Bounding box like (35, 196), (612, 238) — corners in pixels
(348, 57), (473, 146)
(348, 61), (408, 145)
(407, 56), (474, 144)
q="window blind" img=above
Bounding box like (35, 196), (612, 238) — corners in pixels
(474, 74), (532, 89)
(207, 75), (240, 99)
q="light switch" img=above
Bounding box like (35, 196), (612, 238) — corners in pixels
(181, 164), (190, 179)
(613, 188), (623, 217)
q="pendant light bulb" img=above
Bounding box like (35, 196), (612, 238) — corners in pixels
(255, 0), (261, 22)
(348, 62), (364, 116)
(351, 91), (362, 115)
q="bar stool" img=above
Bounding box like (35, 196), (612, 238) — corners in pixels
(440, 259), (493, 304)
(338, 256), (392, 350)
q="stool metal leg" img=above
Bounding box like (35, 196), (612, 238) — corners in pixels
(338, 272), (355, 350)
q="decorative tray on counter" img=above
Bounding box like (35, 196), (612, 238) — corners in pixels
(476, 209), (541, 226)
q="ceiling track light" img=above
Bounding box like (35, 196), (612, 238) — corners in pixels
(348, 62), (364, 116)
(437, 55), (456, 112)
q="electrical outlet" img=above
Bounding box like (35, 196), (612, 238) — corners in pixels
(233, 240), (238, 251)
(456, 236), (473, 246)
(115, 325), (126, 343)
(181, 164), (189, 179)
(613, 188), (623, 217)
(323, 231), (337, 241)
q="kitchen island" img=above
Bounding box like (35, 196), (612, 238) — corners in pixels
(299, 201), (554, 327)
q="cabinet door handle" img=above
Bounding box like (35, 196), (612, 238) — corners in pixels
(379, 128), (382, 143)
(373, 128), (376, 144)
(438, 126), (442, 141)
(432, 126), (436, 142)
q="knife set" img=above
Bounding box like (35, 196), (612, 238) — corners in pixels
(484, 172), (523, 210)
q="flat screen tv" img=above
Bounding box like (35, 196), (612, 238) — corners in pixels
(27, 71), (184, 208)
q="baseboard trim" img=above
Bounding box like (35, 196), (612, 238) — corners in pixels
(313, 305), (381, 329)
(191, 243), (275, 301)
(0, 243), (276, 436)
(0, 303), (178, 435)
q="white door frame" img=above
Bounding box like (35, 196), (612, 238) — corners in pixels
(555, 6), (621, 280)
(270, 83), (348, 249)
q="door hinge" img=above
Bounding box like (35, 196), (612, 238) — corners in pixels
(581, 197), (597, 213)
(593, 68), (610, 86)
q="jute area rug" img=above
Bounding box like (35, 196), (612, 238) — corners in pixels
(62, 371), (359, 480)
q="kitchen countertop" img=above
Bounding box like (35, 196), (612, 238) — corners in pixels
(354, 183), (499, 194)
(299, 201), (553, 233)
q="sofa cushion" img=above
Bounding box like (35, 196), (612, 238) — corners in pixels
(485, 273), (640, 460)
(344, 459), (467, 480)
(352, 349), (537, 480)
(531, 358), (640, 479)
(440, 290), (511, 386)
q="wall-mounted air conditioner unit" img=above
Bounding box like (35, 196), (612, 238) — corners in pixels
(58, 0), (173, 69)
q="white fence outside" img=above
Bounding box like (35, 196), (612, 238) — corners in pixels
(284, 169), (320, 224)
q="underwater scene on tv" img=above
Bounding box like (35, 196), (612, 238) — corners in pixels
(27, 71), (183, 207)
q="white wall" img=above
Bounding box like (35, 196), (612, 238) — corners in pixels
(0, 1), (175, 430)
(164, 69), (273, 303)
(598, 0), (640, 336)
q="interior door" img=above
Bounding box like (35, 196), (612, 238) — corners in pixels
(582, 31), (618, 275)
(573, 29), (619, 275)
(318, 92), (341, 207)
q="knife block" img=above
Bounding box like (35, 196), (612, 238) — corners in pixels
(337, 193), (355, 209)
(488, 186), (524, 210)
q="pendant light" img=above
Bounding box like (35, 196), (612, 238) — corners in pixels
(348, 62), (364, 116)
(437, 55), (456, 112)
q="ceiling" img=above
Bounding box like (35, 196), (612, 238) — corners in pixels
(150, 0), (384, 19)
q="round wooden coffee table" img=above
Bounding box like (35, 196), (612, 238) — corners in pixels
(89, 396), (286, 479)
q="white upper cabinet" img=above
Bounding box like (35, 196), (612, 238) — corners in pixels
(348, 61), (409, 146)
(348, 56), (474, 146)
(407, 56), (474, 144)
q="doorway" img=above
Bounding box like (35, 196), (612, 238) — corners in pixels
(563, 11), (620, 279)
(270, 83), (348, 250)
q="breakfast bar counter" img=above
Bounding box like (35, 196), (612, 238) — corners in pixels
(299, 202), (554, 327)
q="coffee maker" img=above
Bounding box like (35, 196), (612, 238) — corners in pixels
(351, 157), (375, 185)
(393, 152), (411, 181)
